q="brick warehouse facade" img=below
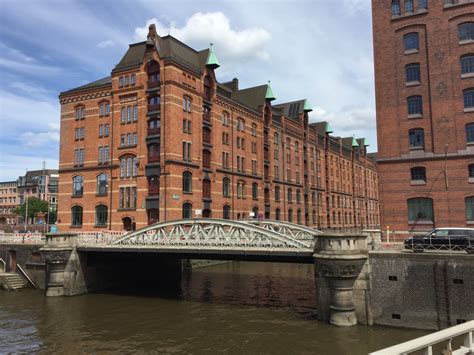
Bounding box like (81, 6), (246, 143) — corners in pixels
(372, 0), (474, 232)
(57, 24), (380, 232)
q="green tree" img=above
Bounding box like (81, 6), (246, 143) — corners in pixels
(14, 197), (48, 223)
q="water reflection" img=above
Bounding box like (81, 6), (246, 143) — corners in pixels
(0, 262), (427, 353)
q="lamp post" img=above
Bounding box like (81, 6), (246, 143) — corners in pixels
(24, 194), (29, 231)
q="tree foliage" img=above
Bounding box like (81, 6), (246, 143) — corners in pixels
(14, 197), (48, 220)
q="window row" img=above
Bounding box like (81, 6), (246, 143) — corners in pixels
(72, 173), (108, 196)
(120, 133), (138, 147)
(408, 197), (474, 222)
(403, 23), (474, 53)
(119, 74), (137, 88)
(121, 105), (138, 124)
(411, 164), (474, 182)
(120, 156), (138, 178)
(392, 0), (427, 16)
(71, 204), (108, 227)
(407, 92), (474, 116)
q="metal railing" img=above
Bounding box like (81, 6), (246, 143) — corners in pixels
(17, 264), (38, 289)
(370, 320), (474, 354)
(404, 238), (473, 254)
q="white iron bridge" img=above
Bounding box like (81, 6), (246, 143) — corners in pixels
(79, 218), (322, 262)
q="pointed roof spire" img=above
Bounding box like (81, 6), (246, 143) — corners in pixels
(325, 122), (334, 134)
(265, 81), (276, 101)
(303, 99), (313, 112)
(351, 137), (359, 148)
(206, 43), (220, 69)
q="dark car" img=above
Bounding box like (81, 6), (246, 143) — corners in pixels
(404, 228), (474, 253)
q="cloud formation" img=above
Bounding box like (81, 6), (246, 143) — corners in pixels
(134, 12), (271, 64)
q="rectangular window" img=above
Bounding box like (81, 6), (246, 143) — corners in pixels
(121, 107), (126, 124)
(105, 103), (110, 116)
(125, 76), (130, 86)
(252, 142), (257, 154)
(132, 157), (137, 177)
(120, 135), (125, 147)
(127, 134), (132, 146)
(105, 124), (109, 137)
(79, 149), (84, 165)
(98, 146), (103, 163)
(119, 77), (124, 87)
(133, 133), (138, 145)
(252, 160), (257, 175)
(75, 128), (79, 140)
(120, 158), (125, 177)
(99, 124), (103, 137)
(99, 104), (104, 117)
(104, 146), (109, 162)
(131, 74), (136, 85)
(406, 64), (420, 82)
(127, 106), (132, 123)
(183, 142), (191, 162)
(133, 105), (138, 122)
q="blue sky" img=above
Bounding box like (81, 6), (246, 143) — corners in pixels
(0, 0), (374, 181)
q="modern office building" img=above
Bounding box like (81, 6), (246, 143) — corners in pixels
(57, 24), (379, 231)
(0, 181), (18, 225)
(372, 0), (474, 231)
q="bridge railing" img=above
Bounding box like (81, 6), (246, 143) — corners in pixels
(0, 233), (45, 245)
(370, 320), (474, 355)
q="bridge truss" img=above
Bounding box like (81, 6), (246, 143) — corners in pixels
(110, 218), (319, 253)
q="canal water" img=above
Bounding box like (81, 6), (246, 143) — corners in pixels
(0, 262), (427, 353)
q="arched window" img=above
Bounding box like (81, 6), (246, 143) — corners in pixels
(183, 171), (192, 193)
(72, 176), (83, 196)
(203, 178), (211, 199)
(288, 188), (292, 203)
(204, 75), (213, 101)
(97, 173), (108, 195)
(466, 123), (474, 143)
(407, 96), (423, 115)
(252, 207), (259, 218)
(466, 197), (474, 222)
(95, 204), (108, 226)
(71, 205), (83, 226)
(407, 197), (433, 222)
(469, 164), (474, 178)
(223, 177), (230, 197)
(459, 22), (474, 42)
(404, 33), (419, 51)
(275, 186), (280, 202)
(465, 89), (474, 109)
(275, 208), (281, 221)
(288, 209), (293, 223)
(252, 182), (258, 200)
(75, 105), (85, 120)
(223, 205), (231, 220)
(391, 0), (400, 15)
(405, 0), (413, 12)
(461, 55), (474, 75)
(182, 203), (192, 219)
(406, 63), (420, 83)
(120, 155), (138, 178)
(411, 167), (426, 182)
(409, 128), (424, 148)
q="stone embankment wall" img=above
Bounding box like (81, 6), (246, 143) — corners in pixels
(0, 244), (46, 289)
(369, 251), (474, 330)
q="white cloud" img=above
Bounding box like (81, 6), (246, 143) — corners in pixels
(19, 131), (59, 148)
(134, 12), (271, 64)
(97, 40), (115, 48)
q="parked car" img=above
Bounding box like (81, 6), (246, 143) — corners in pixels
(404, 228), (474, 253)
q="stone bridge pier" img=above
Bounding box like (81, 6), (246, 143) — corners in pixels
(313, 234), (369, 326)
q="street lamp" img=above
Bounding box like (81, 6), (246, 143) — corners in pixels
(24, 194), (29, 231)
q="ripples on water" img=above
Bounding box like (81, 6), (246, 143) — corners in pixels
(0, 262), (427, 354)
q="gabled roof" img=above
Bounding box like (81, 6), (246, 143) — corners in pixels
(273, 99), (305, 118)
(310, 121), (334, 135)
(61, 76), (112, 95)
(231, 84), (268, 111)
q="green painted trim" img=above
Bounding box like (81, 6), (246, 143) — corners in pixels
(325, 122), (334, 133)
(303, 99), (313, 112)
(265, 81), (276, 101)
(352, 137), (359, 148)
(206, 44), (220, 69)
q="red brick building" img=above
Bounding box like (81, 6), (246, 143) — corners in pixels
(372, 0), (474, 232)
(57, 24), (379, 232)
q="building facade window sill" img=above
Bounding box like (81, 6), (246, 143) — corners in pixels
(404, 49), (419, 55)
(410, 180), (427, 185)
(406, 81), (421, 87)
(408, 220), (433, 225)
(459, 39), (474, 46)
(71, 194), (83, 198)
(407, 113), (423, 119)
(96, 193), (108, 197)
(70, 225), (82, 228)
(409, 145), (424, 150)
(464, 107), (474, 113)
(461, 73), (474, 79)
(469, 177), (474, 183)
(183, 191), (193, 195)
(117, 208), (136, 211)
(94, 224), (107, 228)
